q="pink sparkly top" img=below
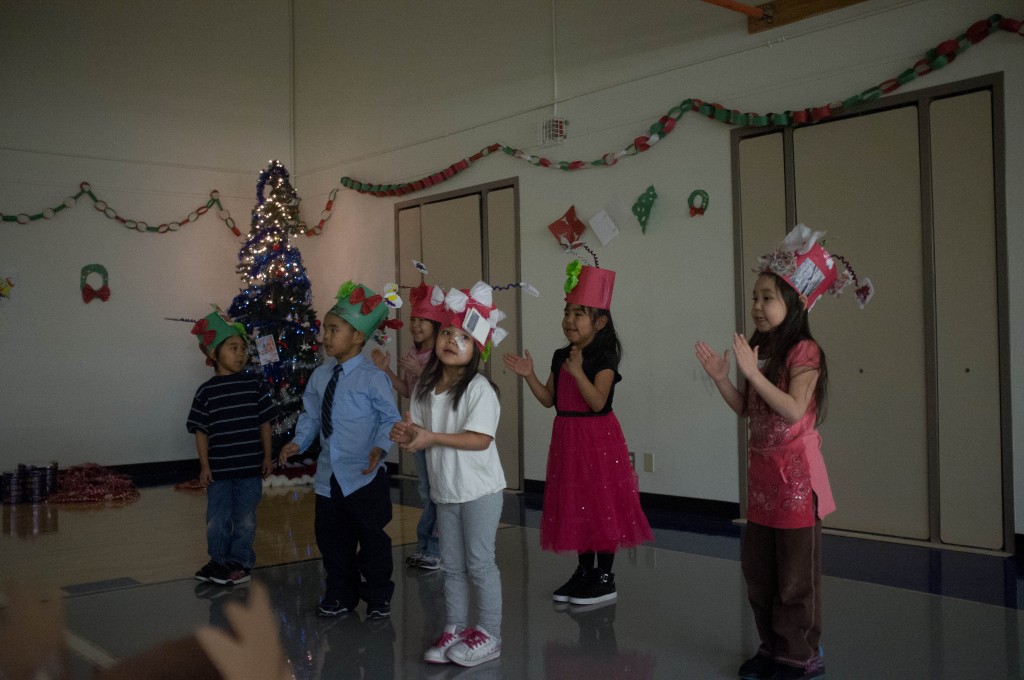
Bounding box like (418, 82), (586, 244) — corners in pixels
(745, 339), (835, 529)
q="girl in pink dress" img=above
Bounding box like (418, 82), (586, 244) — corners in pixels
(503, 263), (652, 607)
(696, 225), (871, 680)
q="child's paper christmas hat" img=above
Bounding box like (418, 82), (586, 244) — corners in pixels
(329, 281), (400, 337)
(756, 224), (874, 310)
(408, 282), (449, 324)
(191, 305), (248, 366)
(563, 261), (615, 310)
(442, 281), (508, 360)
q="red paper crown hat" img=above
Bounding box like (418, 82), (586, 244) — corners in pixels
(564, 261), (615, 310)
(409, 282), (449, 324)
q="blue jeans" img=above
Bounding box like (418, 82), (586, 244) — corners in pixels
(437, 490), (503, 638)
(414, 450), (440, 558)
(206, 475), (262, 569)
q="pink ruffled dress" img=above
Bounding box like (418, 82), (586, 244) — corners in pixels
(541, 350), (653, 553)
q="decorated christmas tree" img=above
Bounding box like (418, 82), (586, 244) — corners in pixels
(228, 160), (321, 453)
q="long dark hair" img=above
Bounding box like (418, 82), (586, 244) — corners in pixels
(747, 273), (829, 424)
(565, 305), (623, 366)
(414, 334), (499, 410)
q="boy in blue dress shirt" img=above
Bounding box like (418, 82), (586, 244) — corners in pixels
(281, 281), (402, 619)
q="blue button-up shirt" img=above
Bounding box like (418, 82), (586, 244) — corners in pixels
(292, 353), (400, 497)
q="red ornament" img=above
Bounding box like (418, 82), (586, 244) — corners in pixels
(311, 344), (319, 351)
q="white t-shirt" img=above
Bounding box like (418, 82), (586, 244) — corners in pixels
(410, 373), (505, 504)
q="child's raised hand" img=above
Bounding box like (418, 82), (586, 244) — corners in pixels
(731, 333), (759, 379)
(563, 346), (584, 378)
(695, 341), (731, 382)
(390, 411), (431, 452)
(370, 348), (390, 371)
(502, 350), (534, 377)
(399, 354), (423, 378)
(195, 581), (294, 680)
(390, 411), (416, 448)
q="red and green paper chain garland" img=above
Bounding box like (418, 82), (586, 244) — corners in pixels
(0, 182), (339, 239)
(1, 182), (242, 236)
(339, 14), (1022, 198)
(2, 15), (1021, 230)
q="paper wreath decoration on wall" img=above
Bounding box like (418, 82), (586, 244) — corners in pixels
(80, 264), (110, 303)
(632, 185), (657, 233)
(688, 189), (709, 216)
(0, 276), (13, 300)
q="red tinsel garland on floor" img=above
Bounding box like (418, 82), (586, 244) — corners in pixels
(47, 463), (140, 504)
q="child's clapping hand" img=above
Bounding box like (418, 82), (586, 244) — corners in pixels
(370, 348), (390, 371)
(390, 411), (430, 452)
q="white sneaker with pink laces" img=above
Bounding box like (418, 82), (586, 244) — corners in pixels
(445, 627), (501, 667)
(423, 625), (464, 664)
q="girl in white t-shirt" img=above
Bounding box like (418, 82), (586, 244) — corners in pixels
(391, 282), (507, 669)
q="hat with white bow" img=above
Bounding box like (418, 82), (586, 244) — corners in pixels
(442, 281), (508, 361)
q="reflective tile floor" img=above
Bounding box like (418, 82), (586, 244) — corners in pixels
(7, 483), (1024, 679)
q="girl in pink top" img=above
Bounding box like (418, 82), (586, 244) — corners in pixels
(696, 225), (870, 680)
(373, 283), (447, 569)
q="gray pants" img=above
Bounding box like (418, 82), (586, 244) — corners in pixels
(437, 491), (503, 638)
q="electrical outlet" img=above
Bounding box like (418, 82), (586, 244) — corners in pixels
(643, 453), (654, 473)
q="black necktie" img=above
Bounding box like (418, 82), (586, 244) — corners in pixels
(321, 364), (343, 438)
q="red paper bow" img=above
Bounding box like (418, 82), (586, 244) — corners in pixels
(348, 287), (382, 314)
(381, 319), (404, 330)
(81, 284), (111, 303)
(409, 284), (429, 306)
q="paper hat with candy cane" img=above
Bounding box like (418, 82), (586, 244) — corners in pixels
(329, 280), (403, 339)
(756, 224), (874, 310)
(442, 281), (508, 361)
(191, 305), (248, 366)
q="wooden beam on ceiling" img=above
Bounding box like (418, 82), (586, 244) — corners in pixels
(746, 0), (869, 34)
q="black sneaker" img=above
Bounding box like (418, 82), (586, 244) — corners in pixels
(210, 562), (251, 585)
(769, 663), (825, 680)
(739, 653), (777, 680)
(567, 571), (617, 605)
(194, 560), (227, 582)
(367, 601), (391, 619)
(317, 599), (352, 617)
(552, 566), (589, 602)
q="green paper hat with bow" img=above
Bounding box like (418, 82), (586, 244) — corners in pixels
(191, 305), (248, 366)
(329, 281), (390, 336)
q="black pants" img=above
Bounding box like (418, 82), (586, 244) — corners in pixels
(315, 469), (394, 607)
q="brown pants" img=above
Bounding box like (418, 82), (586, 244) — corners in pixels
(740, 519), (823, 670)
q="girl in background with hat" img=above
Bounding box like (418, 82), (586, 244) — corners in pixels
(186, 306), (276, 587)
(503, 263), (653, 608)
(391, 282), (508, 668)
(372, 282), (447, 571)
(696, 225), (870, 680)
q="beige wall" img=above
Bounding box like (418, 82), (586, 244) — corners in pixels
(2, 0), (1023, 532)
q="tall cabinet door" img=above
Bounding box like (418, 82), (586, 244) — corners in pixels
(792, 105), (931, 540)
(931, 91), (1003, 550)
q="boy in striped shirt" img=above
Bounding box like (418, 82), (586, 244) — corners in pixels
(187, 306), (275, 586)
